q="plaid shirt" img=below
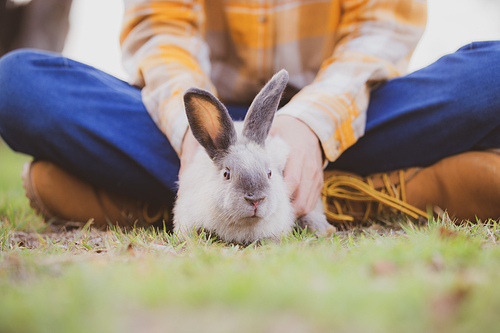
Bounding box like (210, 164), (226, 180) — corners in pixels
(121, 0), (427, 161)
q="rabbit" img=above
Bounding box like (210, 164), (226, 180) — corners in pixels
(173, 69), (334, 245)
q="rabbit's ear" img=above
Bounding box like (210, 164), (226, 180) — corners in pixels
(242, 69), (289, 146)
(184, 88), (237, 161)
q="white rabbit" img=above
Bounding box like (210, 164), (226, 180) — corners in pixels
(173, 69), (333, 244)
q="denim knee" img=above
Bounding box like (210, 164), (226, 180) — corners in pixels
(461, 42), (500, 148)
(442, 41), (500, 125)
(0, 49), (44, 96)
(0, 50), (39, 128)
(0, 49), (65, 140)
(456, 41), (500, 89)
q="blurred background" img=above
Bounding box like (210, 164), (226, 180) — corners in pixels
(2, 0), (500, 83)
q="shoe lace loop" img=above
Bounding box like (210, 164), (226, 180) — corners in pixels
(322, 170), (427, 222)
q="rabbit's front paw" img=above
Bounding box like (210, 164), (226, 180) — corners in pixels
(297, 199), (335, 236)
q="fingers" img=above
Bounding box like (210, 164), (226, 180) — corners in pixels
(273, 115), (324, 217)
(283, 154), (301, 200)
(285, 155), (323, 217)
(298, 167), (323, 215)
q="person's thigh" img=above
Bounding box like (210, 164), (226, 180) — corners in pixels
(0, 49), (178, 203)
(330, 41), (500, 175)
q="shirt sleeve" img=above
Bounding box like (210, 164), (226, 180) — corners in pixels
(277, 0), (427, 162)
(120, 0), (216, 156)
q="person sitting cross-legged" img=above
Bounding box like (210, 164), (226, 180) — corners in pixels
(0, 0), (499, 229)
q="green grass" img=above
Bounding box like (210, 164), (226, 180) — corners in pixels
(1, 142), (500, 333)
(0, 142), (43, 232)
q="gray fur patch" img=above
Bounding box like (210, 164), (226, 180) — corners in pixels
(242, 70), (289, 146)
(224, 144), (270, 197)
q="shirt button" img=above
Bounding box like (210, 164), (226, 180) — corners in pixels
(258, 15), (267, 23)
(335, 140), (341, 150)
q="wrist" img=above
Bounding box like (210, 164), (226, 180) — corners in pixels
(272, 115), (326, 166)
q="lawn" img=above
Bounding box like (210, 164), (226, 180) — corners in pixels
(1, 141), (500, 333)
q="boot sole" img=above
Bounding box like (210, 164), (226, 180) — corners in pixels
(22, 161), (63, 223)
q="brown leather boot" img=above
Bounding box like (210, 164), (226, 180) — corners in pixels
(22, 161), (173, 229)
(323, 150), (500, 223)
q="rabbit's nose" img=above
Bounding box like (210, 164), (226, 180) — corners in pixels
(245, 194), (266, 207)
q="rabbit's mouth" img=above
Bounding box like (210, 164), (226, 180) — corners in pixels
(243, 211), (262, 219)
(240, 209), (265, 221)
(250, 210), (261, 218)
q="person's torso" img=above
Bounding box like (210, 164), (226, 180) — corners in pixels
(204, 0), (342, 104)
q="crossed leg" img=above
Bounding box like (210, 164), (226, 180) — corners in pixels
(0, 42), (499, 223)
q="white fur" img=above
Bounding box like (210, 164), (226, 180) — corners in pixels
(174, 70), (333, 244)
(173, 123), (295, 244)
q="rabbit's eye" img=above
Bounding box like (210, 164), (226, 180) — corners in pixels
(267, 169), (272, 179)
(223, 168), (231, 180)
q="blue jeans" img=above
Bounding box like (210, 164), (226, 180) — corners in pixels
(1, 42), (499, 204)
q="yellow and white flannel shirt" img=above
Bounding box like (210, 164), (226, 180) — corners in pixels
(120, 0), (427, 161)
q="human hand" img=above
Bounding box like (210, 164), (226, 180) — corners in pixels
(178, 128), (200, 180)
(270, 115), (324, 217)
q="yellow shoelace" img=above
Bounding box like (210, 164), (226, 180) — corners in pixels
(322, 170), (427, 222)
